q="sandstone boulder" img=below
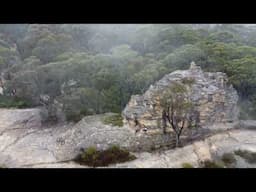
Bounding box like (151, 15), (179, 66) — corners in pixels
(123, 62), (239, 132)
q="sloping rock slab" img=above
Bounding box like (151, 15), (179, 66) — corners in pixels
(0, 110), (173, 167)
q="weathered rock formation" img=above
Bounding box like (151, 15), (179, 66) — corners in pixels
(123, 62), (239, 133)
(20, 128), (256, 168)
(0, 62), (245, 168)
(0, 109), (174, 167)
(1, 107), (256, 168)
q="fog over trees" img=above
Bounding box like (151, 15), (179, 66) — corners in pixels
(0, 24), (256, 122)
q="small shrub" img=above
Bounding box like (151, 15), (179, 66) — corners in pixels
(79, 108), (94, 116)
(75, 145), (136, 167)
(81, 146), (97, 158)
(221, 153), (237, 165)
(0, 96), (31, 109)
(103, 114), (123, 127)
(79, 146), (98, 165)
(65, 108), (95, 123)
(182, 163), (194, 168)
(66, 113), (83, 122)
(201, 160), (225, 168)
(234, 149), (256, 164)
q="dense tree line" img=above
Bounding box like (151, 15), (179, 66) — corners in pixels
(0, 24), (256, 121)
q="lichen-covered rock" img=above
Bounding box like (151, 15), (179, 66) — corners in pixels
(122, 62), (239, 132)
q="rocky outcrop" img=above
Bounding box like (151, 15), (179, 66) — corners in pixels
(123, 62), (239, 132)
(0, 62), (242, 168)
(0, 109), (176, 167)
(1, 107), (256, 168)
(112, 129), (256, 168)
(22, 128), (256, 168)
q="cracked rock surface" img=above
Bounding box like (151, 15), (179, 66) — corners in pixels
(0, 108), (134, 167)
(123, 63), (239, 131)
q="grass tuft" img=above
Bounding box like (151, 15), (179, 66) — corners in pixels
(103, 114), (123, 127)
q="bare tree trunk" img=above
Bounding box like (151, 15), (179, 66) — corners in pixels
(175, 134), (180, 148)
(163, 121), (167, 134)
(162, 110), (167, 134)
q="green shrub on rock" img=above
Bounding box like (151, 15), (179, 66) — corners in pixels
(0, 96), (31, 108)
(200, 160), (225, 168)
(181, 162), (194, 168)
(103, 114), (123, 127)
(75, 145), (136, 167)
(221, 152), (237, 166)
(80, 146), (99, 164)
(234, 149), (256, 164)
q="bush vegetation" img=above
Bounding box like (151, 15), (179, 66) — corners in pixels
(103, 114), (123, 127)
(66, 113), (84, 123)
(75, 145), (136, 167)
(221, 152), (237, 166)
(234, 149), (256, 164)
(1, 24), (256, 120)
(200, 160), (225, 168)
(0, 96), (31, 108)
(181, 162), (194, 168)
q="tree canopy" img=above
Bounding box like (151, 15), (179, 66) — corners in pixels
(0, 24), (255, 121)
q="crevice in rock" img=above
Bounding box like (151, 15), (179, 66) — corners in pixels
(0, 127), (34, 137)
(1, 129), (41, 152)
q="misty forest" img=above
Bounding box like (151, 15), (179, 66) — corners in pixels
(1, 24), (256, 168)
